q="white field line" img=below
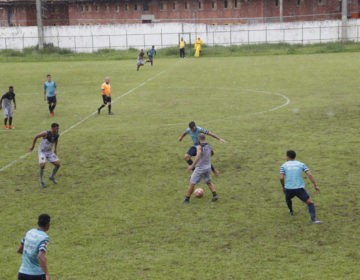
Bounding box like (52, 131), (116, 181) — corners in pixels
(160, 87), (290, 126)
(0, 65), (175, 172)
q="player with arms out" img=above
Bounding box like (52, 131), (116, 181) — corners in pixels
(280, 150), (322, 224)
(146, 45), (157, 67)
(0, 86), (16, 129)
(178, 121), (226, 176)
(183, 133), (218, 203)
(17, 214), (51, 280)
(97, 77), (113, 115)
(43, 74), (57, 117)
(137, 49), (145, 71)
(29, 123), (61, 188)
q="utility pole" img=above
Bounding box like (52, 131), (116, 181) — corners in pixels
(279, 0), (283, 22)
(341, 0), (348, 41)
(36, 0), (44, 49)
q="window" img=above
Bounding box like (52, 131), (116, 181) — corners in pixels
(297, 0), (301, 6)
(105, 4), (109, 12)
(143, 2), (149, 11)
(160, 2), (167, 11)
(95, 5), (99, 12)
(212, 1), (217, 9)
(134, 3), (138, 11)
(185, 1), (189, 10)
(198, 1), (203, 9)
(115, 4), (119, 13)
(234, 0), (239, 8)
(81, 5), (84, 13)
(275, 0), (278, 7)
(318, 0), (325, 5)
(224, 0), (229, 8)
(85, 5), (91, 12)
(125, 3), (129, 11)
(173, 1), (177, 10)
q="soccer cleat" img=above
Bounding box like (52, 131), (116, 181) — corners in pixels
(289, 211), (294, 216)
(211, 196), (218, 202)
(49, 177), (58, 184)
(4, 124), (8, 129)
(212, 169), (219, 176)
(50, 112), (55, 117)
(312, 220), (323, 224)
(41, 181), (47, 188)
(182, 199), (190, 204)
(9, 125), (14, 129)
(108, 112), (114, 115)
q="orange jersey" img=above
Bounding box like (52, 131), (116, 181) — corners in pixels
(101, 82), (111, 96)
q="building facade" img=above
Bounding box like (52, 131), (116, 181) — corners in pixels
(0, 0), (359, 27)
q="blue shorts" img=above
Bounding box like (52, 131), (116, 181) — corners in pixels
(47, 96), (56, 104)
(284, 188), (310, 202)
(186, 146), (197, 156)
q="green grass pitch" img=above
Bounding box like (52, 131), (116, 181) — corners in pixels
(0, 53), (359, 280)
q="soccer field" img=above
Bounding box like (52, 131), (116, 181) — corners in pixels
(0, 54), (359, 280)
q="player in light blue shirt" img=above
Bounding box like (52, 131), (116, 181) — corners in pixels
(178, 121), (226, 176)
(280, 150), (322, 224)
(44, 74), (57, 117)
(17, 214), (51, 280)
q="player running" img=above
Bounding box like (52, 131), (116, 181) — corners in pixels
(183, 133), (218, 203)
(97, 77), (113, 115)
(178, 121), (226, 176)
(44, 74), (57, 117)
(29, 123), (61, 188)
(146, 45), (157, 66)
(0, 86), (16, 129)
(17, 214), (51, 280)
(137, 49), (145, 71)
(280, 150), (322, 224)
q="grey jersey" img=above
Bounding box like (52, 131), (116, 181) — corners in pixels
(2, 92), (15, 108)
(196, 143), (212, 170)
(39, 131), (59, 152)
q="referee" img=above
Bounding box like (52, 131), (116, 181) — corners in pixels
(98, 77), (113, 115)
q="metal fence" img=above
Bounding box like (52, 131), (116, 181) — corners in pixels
(1, 22), (359, 53)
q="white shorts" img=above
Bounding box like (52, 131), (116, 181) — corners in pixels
(137, 58), (144, 66)
(3, 106), (13, 118)
(38, 150), (59, 164)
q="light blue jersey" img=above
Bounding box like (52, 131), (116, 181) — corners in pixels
(44, 81), (56, 97)
(280, 160), (309, 189)
(19, 229), (50, 275)
(185, 126), (209, 146)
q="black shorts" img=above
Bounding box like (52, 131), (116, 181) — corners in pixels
(186, 146), (197, 157)
(102, 95), (111, 104)
(47, 96), (56, 104)
(284, 188), (310, 202)
(18, 273), (46, 280)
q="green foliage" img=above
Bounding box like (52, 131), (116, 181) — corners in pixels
(0, 55), (359, 279)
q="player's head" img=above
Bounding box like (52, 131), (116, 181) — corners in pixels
(189, 121), (196, 132)
(51, 122), (59, 132)
(47, 74), (51, 81)
(198, 133), (206, 142)
(286, 150), (296, 160)
(198, 37), (200, 40)
(38, 213), (51, 230)
(152, 45), (155, 49)
(9, 86), (14, 92)
(181, 37), (183, 40)
(105, 77), (110, 84)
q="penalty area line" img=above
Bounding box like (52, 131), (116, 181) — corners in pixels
(0, 64), (176, 172)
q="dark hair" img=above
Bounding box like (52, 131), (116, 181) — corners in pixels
(51, 123), (59, 128)
(38, 214), (51, 227)
(47, 74), (51, 77)
(189, 121), (196, 129)
(9, 86), (13, 89)
(287, 150), (296, 159)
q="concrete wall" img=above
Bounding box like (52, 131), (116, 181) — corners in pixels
(0, 20), (359, 52)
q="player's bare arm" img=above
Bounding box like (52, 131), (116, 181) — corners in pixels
(0, 94), (4, 110)
(17, 243), (24, 254)
(208, 131), (226, 143)
(13, 96), (16, 109)
(187, 145), (202, 171)
(280, 174), (285, 190)
(178, 132), (187, 142)
(54, 140), (58, 155)
(305, 170), (320, 192)
(38, 250), (51, 280)
(44, 88), (47, 101)
(29, 131), (47, 151)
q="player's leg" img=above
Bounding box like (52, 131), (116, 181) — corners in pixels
(48, 152), (60, 184)
(284, 189), (295, 215)
(51, 100), (56, 113)
(183, 169), (201, 203)
(184, 146), (197, 167)
(9, 107), (14, 129)
(183, 182), (195, 203)
(297, 189), (322, 223)
(4, 107), (9, 129)
(205, 171), (218, 201)
(107, 97), (113, 115)
(38, 151), (47, 187)
(98, 95), (107, 114)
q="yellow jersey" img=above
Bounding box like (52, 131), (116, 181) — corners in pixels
(179, 40), (185, 49)
(101, 82), (111, 96)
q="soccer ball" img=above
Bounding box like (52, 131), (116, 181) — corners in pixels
(194, 188), (204, 198)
